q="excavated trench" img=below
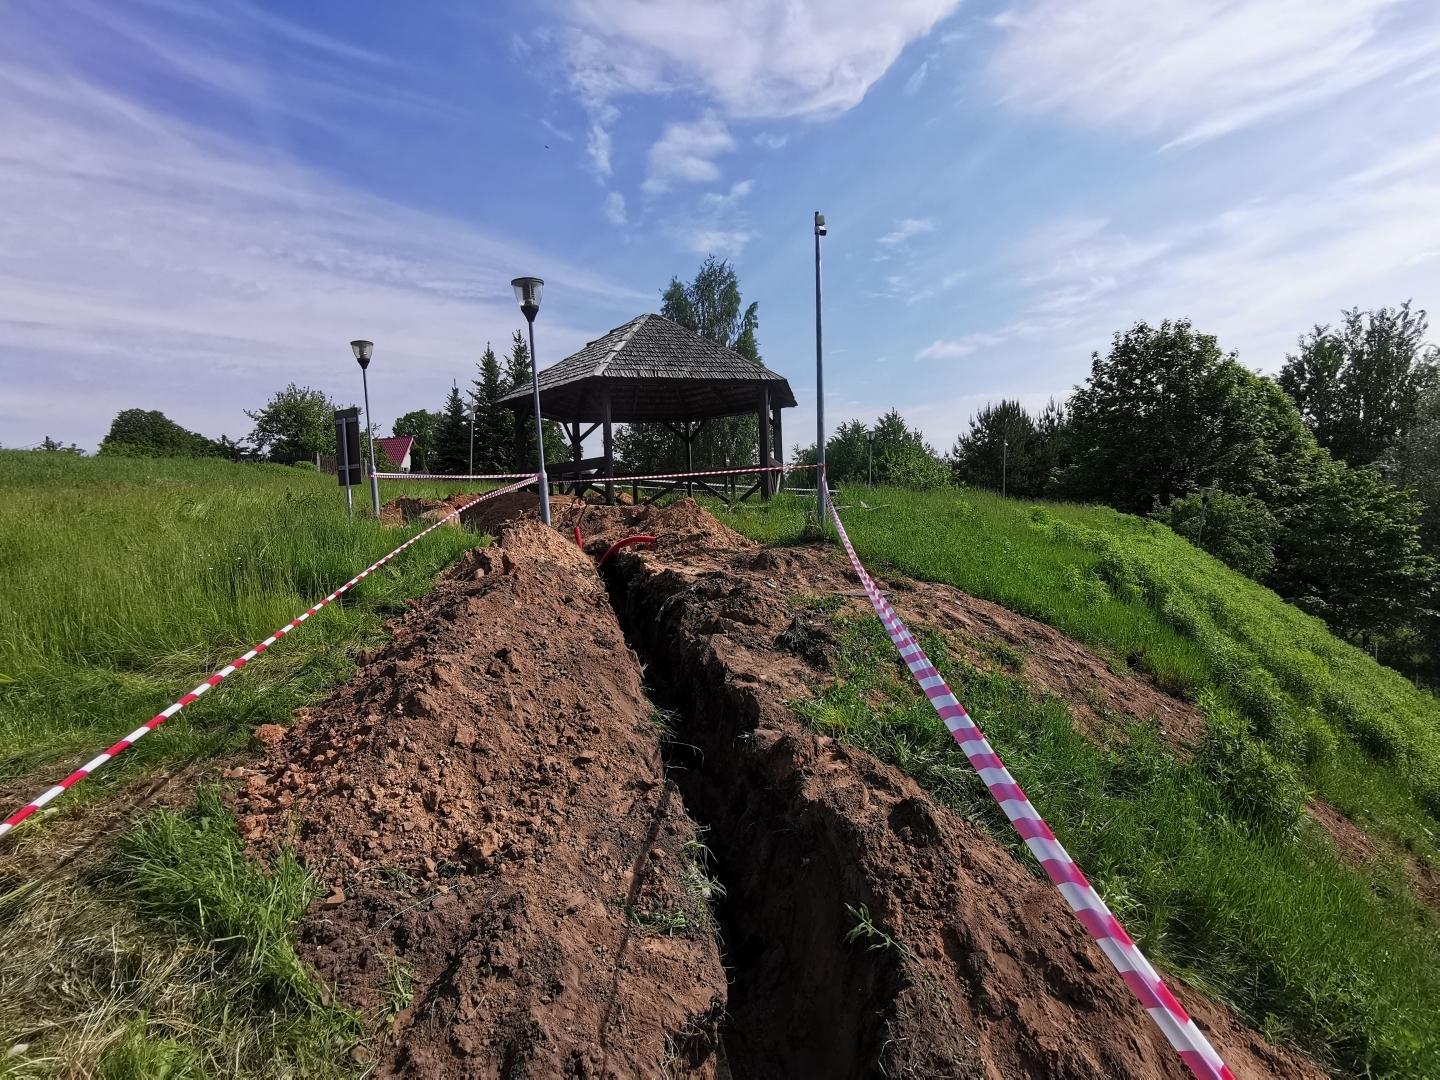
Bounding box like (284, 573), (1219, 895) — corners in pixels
(235, 497), (1320, 1079)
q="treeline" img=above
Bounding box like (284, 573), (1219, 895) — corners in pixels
(943, 305), (1439, 684)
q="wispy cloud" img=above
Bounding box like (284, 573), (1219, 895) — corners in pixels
(668, 181), (754, 255)
(879, 218), (936, 245)
(0, 49), (635, 449)
(989, 0), (1440, 146)
(904, 60), (931, 96)
(560, 0), (962, 119)
(643, 113), (735, 193)
(603, 191), (627, 225)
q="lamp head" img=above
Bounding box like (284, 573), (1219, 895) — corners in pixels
(511, 276), (544, 322)
(814, 211), (826, 236)
(350, 340), (374, 369)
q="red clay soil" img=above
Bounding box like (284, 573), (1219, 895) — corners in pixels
(232, 518), (726, 1078)
(587, 500), (1320, 1080)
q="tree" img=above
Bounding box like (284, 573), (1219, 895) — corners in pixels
(503, 329), (568, 469)
(1279, 302), (1439, 468)
(950, 399), (1069, 497)
(1052, 320), (1318, 513)
(36, 436), (85, 455)
(1378, 391), (1440, 682)
(244, 384), (336, 463)
(616, 257), (762, 473)
(392, 410), (441, 472)
(470, 342), (511, 473)
(431, 385), (471, 475)
(1268, 462), (1433, 642)
(793, 409), (949, 490)
(99, 409), (222, 458)
(1152, 489), (1280, 580)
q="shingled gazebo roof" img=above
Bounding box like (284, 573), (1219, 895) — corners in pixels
(498, 313), (796, 423)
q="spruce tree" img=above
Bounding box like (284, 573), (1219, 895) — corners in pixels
(432, 384), (470, 474)
(472, 342), (509, 473)
(504, 329), (567, 468)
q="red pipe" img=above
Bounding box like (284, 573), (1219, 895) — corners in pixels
(598, 535), (657, 566)
(574, 525), (584, 550)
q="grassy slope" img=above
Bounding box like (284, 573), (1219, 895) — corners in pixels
(724, 486), (1440, 1078)
(0, 452), (486, 1075)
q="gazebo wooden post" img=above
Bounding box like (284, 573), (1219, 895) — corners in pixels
(757, 385), (771, 501)
(685, 421), (694, 498)
(601, 383), (614, 505)
(771, 401), (783, 492)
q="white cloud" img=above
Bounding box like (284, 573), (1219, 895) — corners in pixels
(0, 57), (635, 450)
(917, 339), (976, 359)
(998, 132), (1440, 366)
(989, 0), (1440, 145)
(562, 0), (963, 119)
(754, 132), (788, 150)
(643, 113), (735, 193)
(904, 60), (930, 96)
(670, 181), (754, 254)
(879, 218), (936, 245)
(604, 191), (627, 224)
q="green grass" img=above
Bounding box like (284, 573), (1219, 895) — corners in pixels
(0, 451), (494, 1074)
(0, 451), (488, 812)
(717, 485), (1440, 1076)
(1, 790), (362, 1076)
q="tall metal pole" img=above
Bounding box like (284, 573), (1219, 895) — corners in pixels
(1002, 438), (1008, 498)
(814, 211), (827, 531)
(527, 317), (551, 526)
(361, 366), (380, 517)
(469, 400), (475, 475)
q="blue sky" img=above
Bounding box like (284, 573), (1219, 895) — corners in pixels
(3, 0), (1439, 455)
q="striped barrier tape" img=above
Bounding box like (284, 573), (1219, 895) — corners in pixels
(370, 470), (535, 481)
(825, 491), (1234, 1080)
(0, 477), (535, 840)
(373, 463), (818, 485)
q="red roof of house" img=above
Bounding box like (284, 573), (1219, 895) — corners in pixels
(377, 436), (414, 468)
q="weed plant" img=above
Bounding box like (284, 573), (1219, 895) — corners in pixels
(722, 486), (1440, 1075)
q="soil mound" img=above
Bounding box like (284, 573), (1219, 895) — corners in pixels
(601, 509), (1320, 1079)
(380, 491), (540, 535)
(232, 519), (726, 1077)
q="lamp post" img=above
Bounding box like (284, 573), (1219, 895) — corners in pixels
(511, 276), (551, 526)
(867, 430), (874, 487)
(350, 340), (380, 516)
(814, 211), (827, 531)
(1002, 437), (1008, 498)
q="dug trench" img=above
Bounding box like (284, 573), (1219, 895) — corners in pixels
(236, 497), (1321, 1078)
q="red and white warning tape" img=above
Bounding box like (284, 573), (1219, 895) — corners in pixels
(0, 476), (535, 840)
(825, 491), (1234, 1080)
(370, 470), (535, 481)
(372, 463), (817, 485)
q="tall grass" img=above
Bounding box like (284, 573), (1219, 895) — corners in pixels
(0, 791), (362, 1076)
(719, 484), (1440, 1076)
(798, 615), (1440, 1076)
(0, 452), (481, 804)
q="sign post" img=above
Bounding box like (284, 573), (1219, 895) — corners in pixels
(334, 407), (362, 520)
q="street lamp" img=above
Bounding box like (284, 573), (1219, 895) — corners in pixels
(814, 212), (827, 531)
(350, 339), (380, 517)
(867, 430), (875, 487)
(511, 276), (551, 526)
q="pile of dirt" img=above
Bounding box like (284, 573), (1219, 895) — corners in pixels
(597, 501), (1320, 1079)
(571, 500), (1208, 747)
(379, 491), (540, 535)
(232, 519), (726, 1077)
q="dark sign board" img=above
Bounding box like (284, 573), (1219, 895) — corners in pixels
(333, 407), (362, 488)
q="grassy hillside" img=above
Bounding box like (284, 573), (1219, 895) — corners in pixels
(726, 485), (1440, 1077)
(0, 452), (486, 1074)
(0, 452), (483, 797)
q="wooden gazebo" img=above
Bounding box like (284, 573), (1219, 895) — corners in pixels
(499, 313), (796, 504)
